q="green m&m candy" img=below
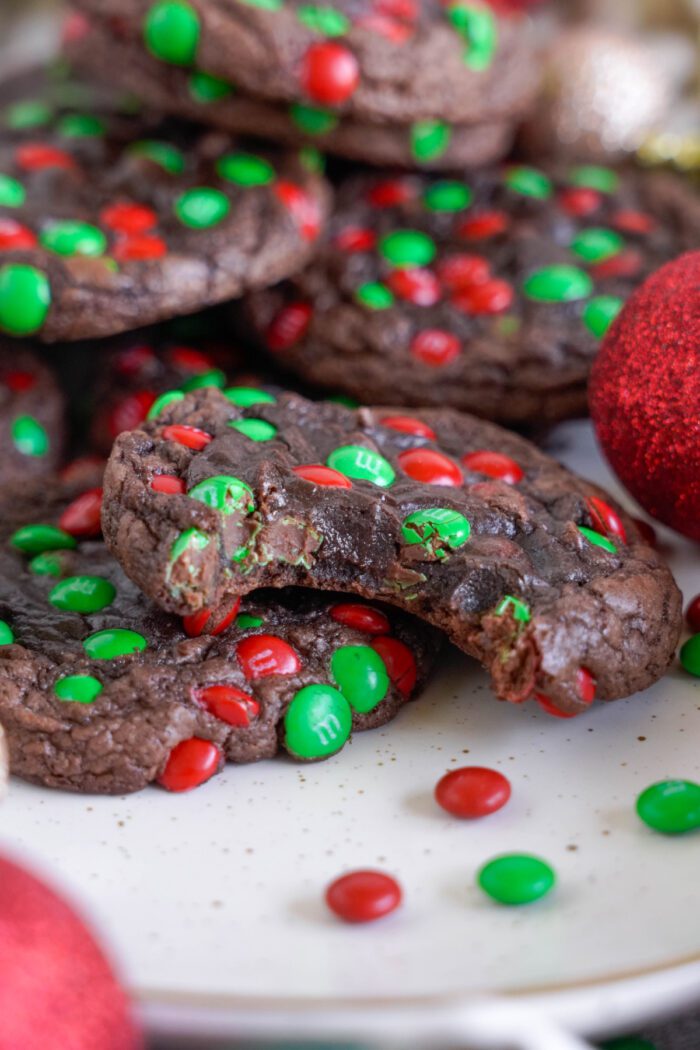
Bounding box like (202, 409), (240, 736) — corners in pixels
(284, 683), (352, 759)
(224, 386), (276, 407)
(175, 187), (230, 229)
(570, 228), (624, 263)
(355, 282), (394, 310)
(423, 180), (472, 212)
(144, 0), (201, 65)
(636, 779), (700, 834)
(40, 221), (107, 258)
(380, 229), (436, 268)
(188, 475), (254, 514)
(130, 140), (185, 174)
(217, 152), (275, 186)
(411, 121), (451, 164)
(478, 853), (556, 905)
(296, 5), (350, 35)
(188, 71), (234, 103)
(170, 527), (210, 563)
(4, 99), (52, 129)
(56, 113), (106, 138)
(54, 674), (103, 704)
(180, 368), (227, 393)
(495, 594), (531, 623)
(327, 445), (395, 488)
(402, 507), (471, 554)
(0, 264), (51, 336)
(147, 389), (185, 419)
(229, 418), (278, 442)
(289, 102), (338, 136)
(503, 166), (552, 199)
(0, 174), (25, 208)
(83, 629), (147, 660)
(331, 645), (389, 714)
(236, 613), (264, 629)
(578, 525), (617, 554)
(238, 0), (283, 8)
(447, 2), (497, 70)
(523, 265), (593, 303)
(583, 295), (623, 338)
(29, 552), (63, 577)
(569, 165), (619, 193)
(11, 416), (49, 457)
(680, 634), (700, 677)
(0, 620), (14, 645)
(49, 576), (116, 614)
(10, 524), (76, 555)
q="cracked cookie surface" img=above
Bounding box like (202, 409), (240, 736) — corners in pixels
(245, 166), (699, 425)
(0, 68), (330, 341)
(0, 481), (436, 794)
(102, 388), (682, 717)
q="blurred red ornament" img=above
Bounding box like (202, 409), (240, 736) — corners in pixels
(0, 854), (140, 1049)
(590, 251), (700, 542)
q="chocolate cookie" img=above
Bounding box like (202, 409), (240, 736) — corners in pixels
(101, 388), (682, 717)
(69, 17), (515, 170)
(244, 166), (700, 424)
(0, 68), (330, 341)
(88, 337), (273, 453)
(0, 481), (437, 795)
(71, 1), (538, 126)
(0, 347), (64, 486)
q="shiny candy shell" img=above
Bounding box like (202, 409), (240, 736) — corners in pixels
(284, 684), (352, 759)
(325, 870), (402, 923)
(636, 780), (700, 835)
(157, 738), (222, 792)
(435, 767), (511, 819)
(478, 854), (556, 906)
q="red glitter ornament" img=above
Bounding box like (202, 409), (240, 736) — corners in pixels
(590, 252), (700, 542)
(0, 854), (140, 1049)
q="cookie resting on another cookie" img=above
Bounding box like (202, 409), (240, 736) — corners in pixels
(69, 17), (516, 171)
(71, 0), (538, 125)
(0, 69), (330, 341)
(0, 482), (437, 795)
(101, 388), (682, 718)
(244, 166), (700, 424)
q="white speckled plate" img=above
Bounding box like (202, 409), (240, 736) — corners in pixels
(1, 421), (698, 1050)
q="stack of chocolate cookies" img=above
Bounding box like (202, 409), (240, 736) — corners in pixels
(0, 1), (690, 796)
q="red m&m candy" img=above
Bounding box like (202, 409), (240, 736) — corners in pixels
(410, 329), (460, 368)
(293, 464), (352, 488)
(195, 684), (260, 726)
(182, 599), (241, 638)
(379, 415), (436, 441)
(274, 182), (321, 241)
(237, 634), (301, 679)
(151, 474), (186, 495)
(0, 218), (37, 251)
(302, 42), (360, 105)
(586, 496), (627, 544)
(458, 211), (508, 240)
(387, 267), (440, 306)
(325, 870), (402, 923)
(58, 488), (103, 538)
(398, 447), (462, 487)
(686, 595), (700, 634)
(266, 302), (312, 351)
(371, 636), (416, 698)
(100, 201), (157, 234)
(330, 603), (390, 635)
(463, 450), (523, 485)
(162, 424), (212, 450)
(435, 767), (511, 818)
(157, 738), (223, 792)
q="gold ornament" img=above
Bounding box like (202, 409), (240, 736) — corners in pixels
(523, 27), (675, 162)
